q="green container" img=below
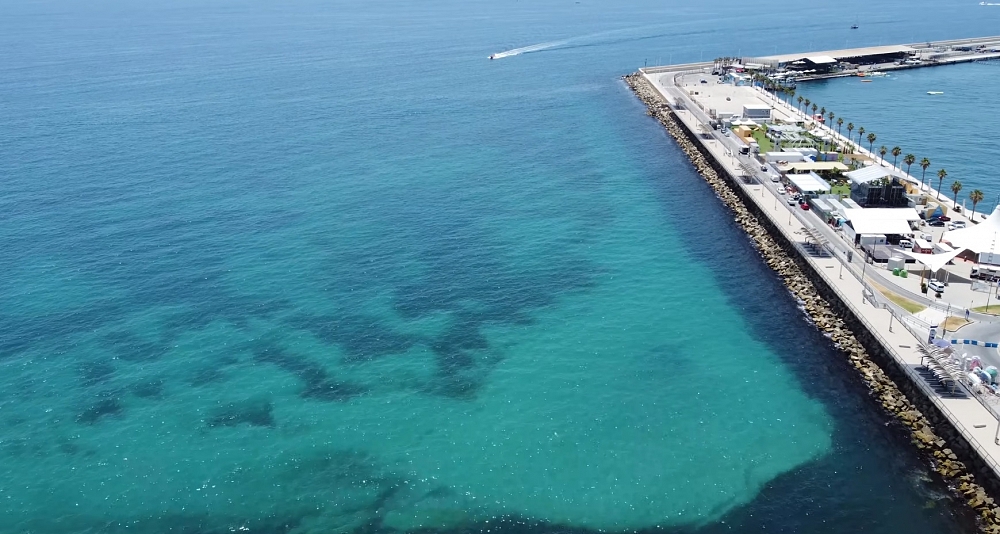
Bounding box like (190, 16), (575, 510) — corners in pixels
(892, 268), (900, 276)
(901, 270), (908, 278)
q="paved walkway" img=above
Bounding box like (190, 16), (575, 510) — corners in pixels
(642, 67), (1000, 478)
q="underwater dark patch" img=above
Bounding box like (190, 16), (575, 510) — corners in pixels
(254, 343), (367, 402)
(302, 380), (367, 401)
(287, 312), (421, 362)
(78, 359), (115, 386)
(76, 396), (124, 425)
(102, 330), (169, 362)
(206, 397), (275, 428)
(130, 378), (164, 399)
(189, 366), (227, 387)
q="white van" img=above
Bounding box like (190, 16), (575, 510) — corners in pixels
(928, 280), (945, 293)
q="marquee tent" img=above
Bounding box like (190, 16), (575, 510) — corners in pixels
(943, 207), (1000, 255)
(896, 248), (965, 272)
(842, 207), (920, 235)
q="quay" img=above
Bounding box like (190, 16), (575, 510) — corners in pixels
(629, 35), (1000, 528)
(644, 35), (1000, 81)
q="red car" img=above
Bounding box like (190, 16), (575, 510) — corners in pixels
(800, 202), (811, 210)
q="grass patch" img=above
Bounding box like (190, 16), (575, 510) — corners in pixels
(869, 280), (927, 314)
(941, 316), (970, 331)
(750, 129), (774, 153)
(972, 305), (1000, 316)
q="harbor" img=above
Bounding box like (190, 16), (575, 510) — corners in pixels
(630, 35), (1000, 530)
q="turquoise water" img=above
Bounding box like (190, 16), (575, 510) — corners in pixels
(0, 0), (996, 532)
(794, 61), (1000, 214)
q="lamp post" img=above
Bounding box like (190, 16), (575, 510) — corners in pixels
(986, 278), (994, 314)
(861, 251), (869, 301)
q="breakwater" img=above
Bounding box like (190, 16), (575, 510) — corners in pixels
(624, 72), (1000, 532)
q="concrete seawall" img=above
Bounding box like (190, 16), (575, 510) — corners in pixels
(624, 72), (1000, 532)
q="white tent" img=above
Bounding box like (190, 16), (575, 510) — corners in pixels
(842, 207), (920, 235)
(844, 165), (915, 185)
(943, 207), (1000, 255)
(897, 248), (965, 272)
(787, 172), (831, 194)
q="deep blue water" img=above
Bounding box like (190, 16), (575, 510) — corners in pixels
(1, 0), (998, 532)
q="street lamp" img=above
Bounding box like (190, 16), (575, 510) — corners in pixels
(861, 250), (869, 300)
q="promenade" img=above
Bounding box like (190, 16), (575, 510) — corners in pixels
(638, 66), (1000, 481)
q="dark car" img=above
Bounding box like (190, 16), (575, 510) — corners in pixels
(928, 220), (946, 227)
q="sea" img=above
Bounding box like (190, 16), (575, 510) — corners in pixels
(0, 0), (997, 533)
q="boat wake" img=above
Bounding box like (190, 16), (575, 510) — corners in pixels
(489, 24), (718, 60)
(491, 41), (567, 59)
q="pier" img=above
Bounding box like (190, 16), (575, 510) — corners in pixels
(644, 35), (1000, 81)
(629, 35), (1000, 526)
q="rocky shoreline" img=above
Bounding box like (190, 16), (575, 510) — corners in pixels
(624, 72), (1000, 532)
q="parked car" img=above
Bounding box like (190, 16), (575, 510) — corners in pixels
(928, 220), (946, 227)
(928, 280), (945, 293)
(898, 239), (913, 249)
(761, 164), (768, 171)
(951, 221), (967, 229)
(800, 202), (810, 210)
(786, 197), (796, 205)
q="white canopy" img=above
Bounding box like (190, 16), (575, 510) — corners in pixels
(849, 219), (912, 235)
(844, 165), (914, 185)
(787, 172), (831, 194)
(897, 248), (965, 272)
(806, 55), (838, 64)
(943, 206), (1000, 254)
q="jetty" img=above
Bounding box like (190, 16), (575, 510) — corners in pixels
(644, 36), (1000, 81)
(628, 35), (1000, 529)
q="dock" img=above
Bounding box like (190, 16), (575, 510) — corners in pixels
(644, 35), (1000, 81)
(629, 35), (1000, 523)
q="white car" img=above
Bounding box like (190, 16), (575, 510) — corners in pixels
(928, 280), (945, 293)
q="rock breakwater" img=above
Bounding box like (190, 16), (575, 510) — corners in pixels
(624, 72), (999, 532)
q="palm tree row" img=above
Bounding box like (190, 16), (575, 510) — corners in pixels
(756, 80), (988, 218)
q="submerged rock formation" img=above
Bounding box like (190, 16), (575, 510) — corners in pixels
(624, 72), (1000, 533)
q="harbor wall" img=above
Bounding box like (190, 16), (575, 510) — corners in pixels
(624, 72), (1000, 531)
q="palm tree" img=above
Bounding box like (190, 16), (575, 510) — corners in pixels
(970, 189), (985, 220)
(920, 157), (931, 188)
(804, 98), (810, 113)
(857, 126), (865, 147)
(811, 103), (818, 116)
(951, 181), (963, 209)
(878, 145), (887, 163)
(788, 88), (795, 105)
(891, 146), (902, 168)
(867, 132), (877, 154)
(903, 154), (916, 178)
(846, 123), (854, 149)
(836, 117), (844, 137)
(820, 106), (826, 120)
(797, 95), (804, 112)
(936, 169), (947, 200)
